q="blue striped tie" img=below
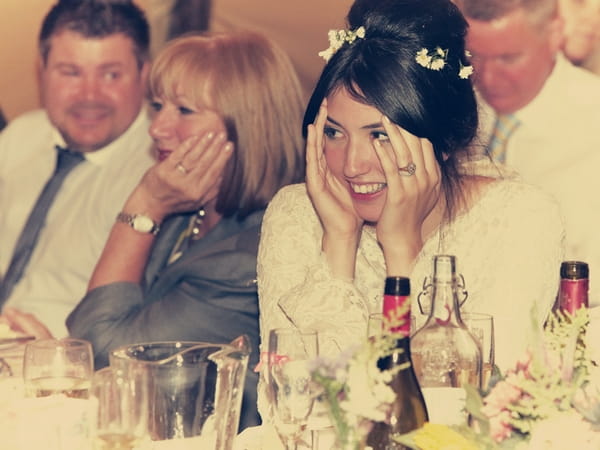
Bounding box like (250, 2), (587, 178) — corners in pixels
(0, 146), (84, 306)
(487, 114), (520, 163)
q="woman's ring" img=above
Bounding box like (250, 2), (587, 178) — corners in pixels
(398, 162), (416, 176)
(176, 162), (188, 174)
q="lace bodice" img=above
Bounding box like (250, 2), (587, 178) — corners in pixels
(258, 165), (564, 374)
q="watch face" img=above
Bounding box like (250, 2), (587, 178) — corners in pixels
(132, 215), (154, 233)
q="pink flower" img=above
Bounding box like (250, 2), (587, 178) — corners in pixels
(513, 350), (532, 376)
(482, 380), (523, 416)
(488, 409), (513, 442)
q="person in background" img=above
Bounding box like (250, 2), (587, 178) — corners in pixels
(257, 0), (564, 424)
(67, 30), (306, 430)
(0, 108), (6, 131)
(454, 0), (600, 305)
(0, 0), (154, 337)
(559, 0), (600, 73)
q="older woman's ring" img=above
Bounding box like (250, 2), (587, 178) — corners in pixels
(398, 162), (416, 176)
(176, 162), (188, 174)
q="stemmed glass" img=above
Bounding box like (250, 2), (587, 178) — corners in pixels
(267, 328), (319, 450)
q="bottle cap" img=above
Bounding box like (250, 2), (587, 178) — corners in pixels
(384, 277), (410, 296)
(560, 261), (589, 280)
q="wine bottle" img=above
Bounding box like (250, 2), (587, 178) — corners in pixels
(555, 261), (589, 315)
(367, 276), (428, 450)
(411, 255), (481, 426)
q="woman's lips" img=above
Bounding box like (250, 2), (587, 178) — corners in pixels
(348, 182), (387, 200)
(157, 149), (172, 161)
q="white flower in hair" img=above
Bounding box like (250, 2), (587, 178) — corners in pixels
(415, 46), (448, 71)
(318, 26), (366, 62)
(415, 48), (430, 67)
(459, 63), (474, 79)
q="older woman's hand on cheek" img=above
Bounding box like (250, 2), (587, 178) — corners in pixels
(132, 131), (234, 221)
(373, 116), (441, 274)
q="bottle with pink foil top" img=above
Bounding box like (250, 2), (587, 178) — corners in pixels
(366, 276), (428, 450)
(556, 261), (589, 314)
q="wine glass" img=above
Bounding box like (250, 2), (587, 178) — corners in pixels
(23, 338), (93, 398)
(267, 328), (318, 450)
(91, 365), (150, 450)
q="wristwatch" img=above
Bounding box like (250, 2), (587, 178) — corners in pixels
(116, 212), (160, 235)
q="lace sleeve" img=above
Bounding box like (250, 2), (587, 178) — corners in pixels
(257, 185), (370, 358)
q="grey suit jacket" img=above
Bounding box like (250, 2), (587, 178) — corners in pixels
(67, 209), (264, 430)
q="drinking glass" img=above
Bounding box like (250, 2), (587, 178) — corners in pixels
(461, 312), (495, 388)
(267, 328), (319, 450)
(23, 338), (93, 398)
(367, 313), (384, 339)
(91, 366), (149, 450)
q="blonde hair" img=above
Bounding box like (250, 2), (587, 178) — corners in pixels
(149, 31), (305, 218)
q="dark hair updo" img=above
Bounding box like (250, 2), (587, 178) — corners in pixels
(304, 0), (479, 218)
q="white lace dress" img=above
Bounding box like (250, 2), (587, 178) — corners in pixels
(257, 163), (564, 408)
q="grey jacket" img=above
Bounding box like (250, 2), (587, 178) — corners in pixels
(67, 210), (264, 430)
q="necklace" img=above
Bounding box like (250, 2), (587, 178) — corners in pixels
(189, 207), (206, 241)
(168, 206), (206, 264)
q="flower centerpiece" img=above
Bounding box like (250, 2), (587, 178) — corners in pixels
(310, 307), (600, 450)
(397, 307), (600, 449)
(309, 333), (397, 450)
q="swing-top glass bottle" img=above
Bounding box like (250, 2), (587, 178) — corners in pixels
(410, 254), (481, 426)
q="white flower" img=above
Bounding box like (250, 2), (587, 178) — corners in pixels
(318, 48), (335, 62)
(459, 64), (474, 79)
(415, 47), (447, 71)
(415, 48), (431, 67)
(430, 58), (445, 71)
(318, 26), (366, 61)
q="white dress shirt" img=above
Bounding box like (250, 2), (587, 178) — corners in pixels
(0, 109), (154, 337)
(478, 56), (600, 306)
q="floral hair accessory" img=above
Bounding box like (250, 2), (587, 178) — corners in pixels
(318, 26), (366, 62)
(416, 47), (448, 71)
(459, 62), (474, 79)
(416, 46), (474, 79)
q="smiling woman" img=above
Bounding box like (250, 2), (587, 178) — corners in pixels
(256, 0), (565, 426)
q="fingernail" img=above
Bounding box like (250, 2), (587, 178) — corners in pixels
(206, 132), (215, 140)
(383, 115), (391, 124)
(224, 142), (234, 152)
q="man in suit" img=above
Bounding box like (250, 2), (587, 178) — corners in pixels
(454, 0), (600, 305)
(0, 0), (154, 337)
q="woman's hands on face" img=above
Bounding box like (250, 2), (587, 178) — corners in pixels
(373, 116), (441, 272)
(132, 131), (233, 221)
(306, 101), (363, 280)
(306, 101), (363, 239)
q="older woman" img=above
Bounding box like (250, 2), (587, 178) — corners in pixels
(66, 30), (305, 429)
